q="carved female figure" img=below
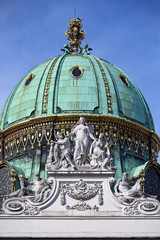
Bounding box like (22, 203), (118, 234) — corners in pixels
(69, 117), (95, 165)
(89, 133), (110, 169)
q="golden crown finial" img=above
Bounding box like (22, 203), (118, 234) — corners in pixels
(65, 18), (86, 52)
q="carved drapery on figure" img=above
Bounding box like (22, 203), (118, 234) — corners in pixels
(69, 117), (95, 165)
(89, 133), (115, 170)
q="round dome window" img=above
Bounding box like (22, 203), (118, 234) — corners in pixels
(70, 66), (84, 78)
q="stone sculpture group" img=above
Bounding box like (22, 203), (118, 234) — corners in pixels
(47, 117), (114, 170)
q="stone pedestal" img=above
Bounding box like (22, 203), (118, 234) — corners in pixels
(1, 170), (160, 238)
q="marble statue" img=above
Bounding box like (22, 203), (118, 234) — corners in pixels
(89, 133), (114, 169)
(47, 133), (76, 170)
(68, 117), (95, 165)
(7, 173), (51, 203)
(114, 172), (157, 202)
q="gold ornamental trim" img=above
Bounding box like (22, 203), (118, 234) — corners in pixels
(0, 159), (11, 169)
(42, 56), (61, 113)
(0, 114), (159, 161)
(1, 114), (159, 140)
(92, 57), (113, 114)
(130, 159), (160, 180)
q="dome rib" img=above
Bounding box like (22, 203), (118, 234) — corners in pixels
(41, 56), (62, 114)
(33, 59), (52, 117)
(103, 62), (122, 117)
(53, 54), (68, 114)
(92, 56), (113, 114)
(83, 55), (100, 113)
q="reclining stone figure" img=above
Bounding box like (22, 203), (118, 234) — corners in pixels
(6, 173), (51, 203)
(114, 172), (157, 202)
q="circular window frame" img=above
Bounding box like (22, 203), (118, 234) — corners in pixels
(70, 65), (84, 78)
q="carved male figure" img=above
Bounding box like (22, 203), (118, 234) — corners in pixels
(114, 172), (144, 202)
(53, 132), (75, 169)
(115, 172), (139, 193)
(114, 172), (157, 202)
(8, 173), (51, 203)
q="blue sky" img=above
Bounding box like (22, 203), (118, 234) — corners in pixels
(0, 0), (160, 159)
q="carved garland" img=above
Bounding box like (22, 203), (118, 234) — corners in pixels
(60, 179), (103, 211)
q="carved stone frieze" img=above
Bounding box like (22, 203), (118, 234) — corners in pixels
(60, 179), (103, 211)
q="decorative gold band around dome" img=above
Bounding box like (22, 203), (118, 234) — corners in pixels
(0, 114), (159, 161)
(92, 57), (113, 114)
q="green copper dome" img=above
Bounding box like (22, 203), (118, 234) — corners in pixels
(0, 18), (159, 188)
(0, 53), (154, 131)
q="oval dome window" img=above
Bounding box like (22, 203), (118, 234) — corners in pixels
(70, 65), (84, 78)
